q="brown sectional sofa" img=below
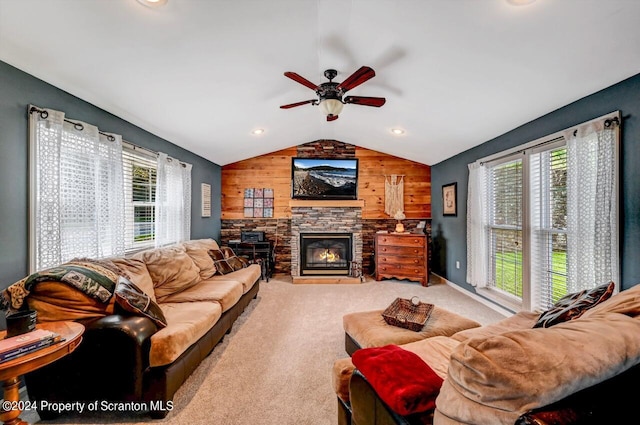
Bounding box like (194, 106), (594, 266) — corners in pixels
(22, 238), (261, 419)
(340, 283), (640, 424)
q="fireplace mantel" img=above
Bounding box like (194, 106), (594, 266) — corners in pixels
(289, 199), (365, 208)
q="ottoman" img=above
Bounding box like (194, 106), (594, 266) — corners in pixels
(333, 307), (481, 425)
(342, 307), (481, 356)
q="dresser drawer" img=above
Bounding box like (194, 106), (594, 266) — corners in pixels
(376, 245), (424, 257)
(377, 255), (425, 266)
(377, 263), (426, 278)
(376, 234), (425, 248)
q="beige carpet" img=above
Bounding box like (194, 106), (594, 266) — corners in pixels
(35, 276), (506, 425)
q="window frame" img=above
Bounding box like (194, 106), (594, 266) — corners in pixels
(475, 112), (620, 312)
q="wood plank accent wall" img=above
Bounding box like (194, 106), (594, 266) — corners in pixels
(221, 140), (432, 276)
(221, 141), (431, 219)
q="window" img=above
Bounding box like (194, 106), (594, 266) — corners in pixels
(29, 105), (193, 271)
(468, 113), (619, 312)
(122, 144), (157, 251)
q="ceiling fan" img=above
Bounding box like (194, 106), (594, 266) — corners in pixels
(280, 66), (386, 121)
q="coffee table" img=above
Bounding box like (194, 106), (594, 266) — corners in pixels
(0, 321), (84, 425)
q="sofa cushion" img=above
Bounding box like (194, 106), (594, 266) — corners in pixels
(161, 279), (243, 312)
(149, 301), (222, 367)
(210, 264), (261, 293)
(332, 357), (356, 403)
(182, 239), (220, 280)
(111, 257), (156, 302)
(114, 277), (167, 329)
(134, 245), (201, 302)
(438, 309), (640, 425)
(533, 281), (615, 328)
(451, 311), (538, 343)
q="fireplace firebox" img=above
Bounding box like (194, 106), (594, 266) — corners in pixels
(300, 233), (352, 275)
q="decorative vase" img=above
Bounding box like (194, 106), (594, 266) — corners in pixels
(395, 222), (404, 233)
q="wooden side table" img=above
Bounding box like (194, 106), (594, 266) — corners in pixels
(0, 321), (84, 425)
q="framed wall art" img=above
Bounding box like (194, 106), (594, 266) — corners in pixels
(442, 182), (457, 216)
(244, 187), (274, 218)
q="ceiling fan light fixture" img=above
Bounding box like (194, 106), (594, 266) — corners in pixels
(506, 0), (536, 5)
(319, 98), (344, 117)
(137, 0), (168, 8)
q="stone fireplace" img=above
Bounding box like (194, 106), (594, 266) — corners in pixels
(290, 203), (363, 277)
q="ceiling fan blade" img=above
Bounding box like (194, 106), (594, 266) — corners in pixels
(284, 72), (318, 90)
(327, 114), (339, 122)
(280, 99), (317, 109)
(337, 66), (375, 92)
(344, 96), (386, 107)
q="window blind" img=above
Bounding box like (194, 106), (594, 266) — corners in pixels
(487, 157), (523, 297)
(122, 144), (158, 252)
(530, 139), (568, 310)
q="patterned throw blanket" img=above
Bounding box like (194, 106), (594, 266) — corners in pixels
(1, 258), (123, 311)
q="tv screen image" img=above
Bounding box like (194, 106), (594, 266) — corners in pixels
(291, 158), (358, 200)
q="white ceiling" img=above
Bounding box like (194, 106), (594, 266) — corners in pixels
(2, 0), (640, 166)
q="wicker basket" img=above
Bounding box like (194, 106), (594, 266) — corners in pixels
(382, 296), (434, 332)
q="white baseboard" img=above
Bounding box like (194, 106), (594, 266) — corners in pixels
(431, 273), (513, 317)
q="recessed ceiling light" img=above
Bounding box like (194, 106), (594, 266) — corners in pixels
(391, 128), (405, 135)
(251, 128), (265, 135)
(506, 0), (536, 5)
(137, 0), (168, 8)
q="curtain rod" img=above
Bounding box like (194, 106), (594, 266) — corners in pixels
(479, 114), (621, 166)
(29, 106), (117, 141)
(30, 106), (189, 168)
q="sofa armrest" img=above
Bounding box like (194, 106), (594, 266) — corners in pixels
(84, 314), (158, 350)
(26, 314), (158, 405)
(515, 363), (640, 425)
(349, 370), (434, 425)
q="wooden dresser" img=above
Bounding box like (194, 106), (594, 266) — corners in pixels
(374, 233), (429, 286)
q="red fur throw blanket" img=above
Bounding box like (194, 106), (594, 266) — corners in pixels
(351, 344), (444, 416)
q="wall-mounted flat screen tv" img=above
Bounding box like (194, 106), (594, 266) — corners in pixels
(291, 157), (358, 200)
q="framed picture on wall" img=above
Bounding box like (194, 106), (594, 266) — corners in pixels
(442, 182), (457, 216)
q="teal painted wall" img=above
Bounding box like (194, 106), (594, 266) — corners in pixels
(0, 60), (222, 288)
(431, 72), (640, 295)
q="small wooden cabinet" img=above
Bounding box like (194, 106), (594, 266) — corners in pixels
(374, 233), (429, 286)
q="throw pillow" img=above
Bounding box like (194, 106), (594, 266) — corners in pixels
(226, 256), (246, 271)
(208, 249), (225, 261)
(214, 259), (234, 275)
(220, 246), (236, 259)
(114, 277), (167, 329)
(533, 281), (615, 328)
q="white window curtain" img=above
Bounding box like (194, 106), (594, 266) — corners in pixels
(154, 152), (192, 247)
(564, 123), (618, 294)
(29, 107), (125, 272)
(466, 162), (488, 287)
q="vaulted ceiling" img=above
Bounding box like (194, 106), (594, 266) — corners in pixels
(1, 0), (639, 166)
